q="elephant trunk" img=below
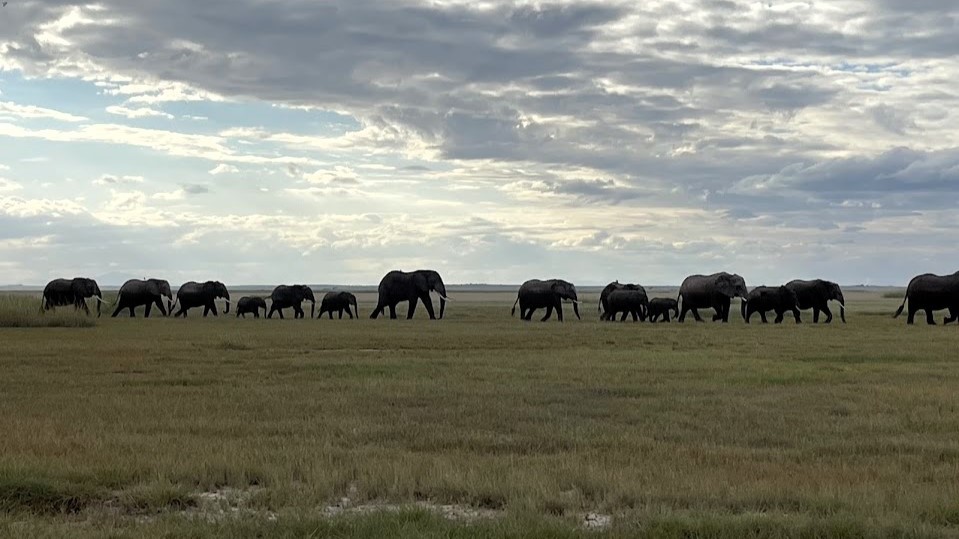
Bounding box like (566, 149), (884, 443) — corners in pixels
(573, 299), (581, 320)
(741, 299), (747, 321)
(435, 283), (449, 319)
(311, 300), (316, 319)
(223, 292), (231, 315)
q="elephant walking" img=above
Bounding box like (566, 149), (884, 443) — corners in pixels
(318, 291), (358, 319)
(41, 277), (106, 317)
(171, 281), (230, 317)
(602, 288), (649, 322)
(598, 281), (646, 319)
(511, 279), (581, 322)
(236, 296), (267, 318)
(647, 298), (678, 322)
(111, 279), (173, 318)
(268, 285), (316, 319)
(785, 279), (845, 323)
(370, 270), (449, 320)
(677, 272), (748, 322)
(893, 271), (959, 325)
(742, 286), (801, 324)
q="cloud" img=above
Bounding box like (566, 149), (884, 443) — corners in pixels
(208, 164), (239, 175)
(182, 183), (210, 195)
(105, 105), (175, 120)
(0, 101), (87, 123)
(92, 174), (145, 186)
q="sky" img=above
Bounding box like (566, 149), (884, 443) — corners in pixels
(0, 0), (957, 286)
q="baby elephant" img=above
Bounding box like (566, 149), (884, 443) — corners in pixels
(318, 291), (358, 319)
(235, 296), (267, 318)
(742, 286), (801, 324)
(602, 289), (649, 322)
(647, 298), (679, 322)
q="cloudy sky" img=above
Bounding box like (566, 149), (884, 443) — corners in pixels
(0, 0), (957, 286)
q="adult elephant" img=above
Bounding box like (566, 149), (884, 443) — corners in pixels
(893, 271), (959, 325)
(268, 285), (316, 319)
(785, 279), (846, 323)
(111, 278), (173, 318)
(598, 281), (646, 319)
(318, 291), (358, 319)
(41, 277), (106, 317)
(602, 288), (649, 322)
(370, 270), (449, 320)
(171, 281), (230, 317)
(511, 279), (581, 322)
(742, 286), (800, 324)
(677, 272), (748, 323)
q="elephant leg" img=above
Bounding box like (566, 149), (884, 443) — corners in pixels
(157, 299), (168, 317)
(774, 310), (784, 324)
(812, 308), (821, 323)
(822, 305), (833, 323)
(388, 304), (397, 319)
(128, 306), (136, 317)
(541, 305), (554, 322)
(347, 307), (354, 319)
(793, 308), (801, 323)
(144, 302), (152, 318)
(745, 307), (751, 323)
(678, 306), (687, 322)
(112, 303), (123, 317)
(631, 310), (639, 322)
(926, 309), (936, 325)
(691, 308), (704, 322)
(421, 295), (437, 320)
(328, 311), (334, 319)
(407, 300), (418, 319)
(556, 302), (564, 322)
(267, 306), (275, 318)
(338, 309), (343, 319)
(906, 307), (916, 324)
(79, 299), (91, 316)
(760, 311), (768, 324)
(524, 308), (535, 321)
(370, 305), (383, 319)
(618, 311), (626, 322)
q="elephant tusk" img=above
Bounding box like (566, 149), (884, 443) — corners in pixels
(437, 293), (453, 302)
(94, 295), (114, 306)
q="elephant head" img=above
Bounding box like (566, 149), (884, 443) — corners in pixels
(345, 292), (358, 317)
(716, 273), (748, 299)
(205, 280), (231, 314)
(147, 279), (173, 315)
(294, 285), (316, 318)
(823, 281), (846, 323)
(551, 279), (581, 320)
(73, 277), (104, 317)
(414, 269), (449, 319)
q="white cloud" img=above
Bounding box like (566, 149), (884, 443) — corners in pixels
(105, 105), (175, 120)
(93, 174), (145, 186)
(209, 164), (239, 175)
(0, 101), (87, 123)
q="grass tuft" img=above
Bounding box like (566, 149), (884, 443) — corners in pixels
(0, 295), (97, 328)
(0, 476), (98, 515)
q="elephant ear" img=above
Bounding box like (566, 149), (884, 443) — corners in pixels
(715, 276), (736, 297)
(413, 273), (430, 293)
(147, 280), (160, 295)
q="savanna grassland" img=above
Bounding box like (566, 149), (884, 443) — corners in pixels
(1, 288), (958, 538)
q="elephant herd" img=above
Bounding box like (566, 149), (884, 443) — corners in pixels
(39, 270), (450, 321)
(35, 269), (959, 326)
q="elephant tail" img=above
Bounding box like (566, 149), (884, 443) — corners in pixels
(511, 295), (520, 316)
(893, 291), (908, 318)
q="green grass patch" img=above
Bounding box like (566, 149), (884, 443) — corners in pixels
(0, 295), (97, 328)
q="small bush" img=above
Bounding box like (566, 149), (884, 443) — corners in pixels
(0, 295), (97, 328)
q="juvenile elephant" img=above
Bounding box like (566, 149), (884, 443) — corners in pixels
(111, 278), (173, 318)
(786, 279), (845, 323)
(511, 279), (581, 322)
(171, 281), (230, 317)
(370, 270), (449, 320)
(598, 281), (646, 318)
(742, 286), (801, 324)
(318, 291), (358, 319)
(647, 298), (678, 322)
(678, 272), (748, 323)
(602, 288), (649, 322)
(41, 277), (106, 317)
(268, 285), (316, 319)
(893, 271), (959, 325)
(235, 296), (267, 318)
